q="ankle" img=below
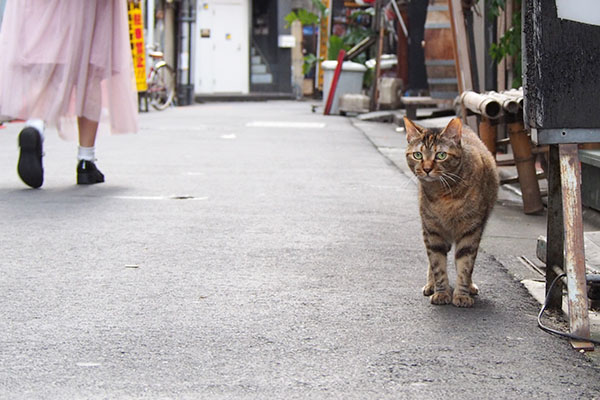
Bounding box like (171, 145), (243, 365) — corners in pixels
(77, 145), (95, 161)
(25, 118), (45, 141)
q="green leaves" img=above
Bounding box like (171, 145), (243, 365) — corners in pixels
(327, 35), (345, 60)
(489, 0), (522, 88)
(285, 8), (320, 28)
(310, 0), (328, 16)
(284, 0), (328, 28)
(302, 53), (319, 76)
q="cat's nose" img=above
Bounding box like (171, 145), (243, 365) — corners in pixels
(423, 166), (433, 174)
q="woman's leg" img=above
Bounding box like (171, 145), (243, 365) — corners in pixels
(77, 116), (98, 148)
(76, 116), (104, 184)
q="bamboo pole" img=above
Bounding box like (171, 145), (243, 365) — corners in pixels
(479, 116), (497, 157)
(507, 121), (544, 214)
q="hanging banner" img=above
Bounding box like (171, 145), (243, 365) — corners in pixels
(128, 1), (148, 92)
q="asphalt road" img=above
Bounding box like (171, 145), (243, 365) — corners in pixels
(1, 101), (599, 399)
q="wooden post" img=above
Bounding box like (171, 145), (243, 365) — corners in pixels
(370, 1), (384, 112)
(558, 144), (593, 351)
(447, 0), (473, 93)
(479, 116), (496, 157)
(507, 121), (543, 214)
(395, 6), (409, 86)
(496, 4), (506, 90)
(545, 144), (564, 309)
(291, 20), (304, 99)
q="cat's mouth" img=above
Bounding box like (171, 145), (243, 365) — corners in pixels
(418, 173), (438, 182)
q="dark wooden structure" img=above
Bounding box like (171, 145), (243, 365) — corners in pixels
(523, 0), (600, 350)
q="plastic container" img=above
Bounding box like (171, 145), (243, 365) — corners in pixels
(322, 60), (367, 115)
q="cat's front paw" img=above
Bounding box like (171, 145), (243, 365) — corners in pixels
(469, 283), (479, 296)
(430, 290), (452, 305)
(422, 283), (434, 296)
(452, 293), (475, 308)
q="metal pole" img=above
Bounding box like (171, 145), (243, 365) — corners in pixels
(147, 0), (155, 50)
(323, 50), (346, 115)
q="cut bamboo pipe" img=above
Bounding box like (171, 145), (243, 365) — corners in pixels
(501, 88), (524, 109)
(460, 91), (502, 119)
(488, 91), (520, 114)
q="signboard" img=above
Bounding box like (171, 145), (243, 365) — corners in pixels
(523, 0), (600, 144)
(128, 1), (148, 92)
(317, 0), (331, 91)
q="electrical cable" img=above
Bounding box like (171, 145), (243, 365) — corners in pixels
(537, 272), (600, 346)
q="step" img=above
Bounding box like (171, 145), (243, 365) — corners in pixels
(251, 64), (268, 74)
(425, 59), (455, 66)
(427, 78), (458, 85)
(580, 149), (600, 168)
(251, 73), (273, 84)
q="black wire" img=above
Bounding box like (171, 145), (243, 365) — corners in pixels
(537, 273), (600, 346)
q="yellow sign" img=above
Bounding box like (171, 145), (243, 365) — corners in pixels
(318, 0), (331, 91)
(128, 2), (148, 92)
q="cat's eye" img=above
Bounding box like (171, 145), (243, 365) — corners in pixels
(435, 152), (448, 160)
(413, 152), (423, 160)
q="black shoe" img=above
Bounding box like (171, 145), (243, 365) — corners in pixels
(17, 127), (44, 188)
(77, 160), (105, 185)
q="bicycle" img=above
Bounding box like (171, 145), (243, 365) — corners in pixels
(146, 48), (176, 110)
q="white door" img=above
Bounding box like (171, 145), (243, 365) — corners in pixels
(195, 0), (249, 94)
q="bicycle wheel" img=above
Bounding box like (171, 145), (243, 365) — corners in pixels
(148, 63), (176, 111)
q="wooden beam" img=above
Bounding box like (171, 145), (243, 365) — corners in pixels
(447, 0), (473, 93)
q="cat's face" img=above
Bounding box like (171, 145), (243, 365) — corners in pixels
(404, 118), (463, 182)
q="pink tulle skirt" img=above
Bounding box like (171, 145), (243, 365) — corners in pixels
(0, 0), (138, 140)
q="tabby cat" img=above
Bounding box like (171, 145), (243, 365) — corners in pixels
(404, 117), (499, 307)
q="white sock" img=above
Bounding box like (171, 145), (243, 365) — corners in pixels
(25, 118), (45, 141)
(77, 146), (95, 161)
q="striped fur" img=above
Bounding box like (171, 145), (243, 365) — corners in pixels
(404, 117), (499, 307)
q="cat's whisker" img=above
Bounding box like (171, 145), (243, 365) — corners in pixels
(444, 172), (465, 184)
(400, 173), (420, 188)
(444, 175), (462, 188)
(439, 176), (453, 195)
(442, 173), (458, 185)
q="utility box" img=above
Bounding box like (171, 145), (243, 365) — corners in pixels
(339, 93), (370, 115)
(378, 77), (403, 109)
(523, 0), (600, 144)
(322, 60), (366, 115)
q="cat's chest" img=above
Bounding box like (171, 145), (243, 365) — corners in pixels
(422, 190), (476, 225)
(430, 196), (465, 218)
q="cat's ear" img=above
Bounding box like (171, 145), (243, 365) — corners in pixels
(403, 117), (424, 142)
(442, 117), (463, 143)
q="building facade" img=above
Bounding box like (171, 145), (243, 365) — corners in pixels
(192, 0), (293, 97)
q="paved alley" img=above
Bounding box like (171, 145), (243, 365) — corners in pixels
(1, 101), (599, 399)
